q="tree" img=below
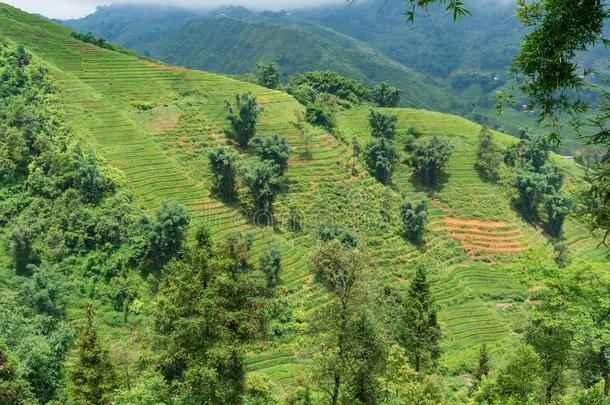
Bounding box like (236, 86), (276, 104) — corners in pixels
(351, 136), (361, 176)
(74, 145), (105, 203)
(226, 92), (260, 147)
(8, 221), (38, 276)
(365, 138), (397, 185)
(292, 110), (312, 160)
(69, 307), (117, 405)
(147, 201), (190, 270)
(305, 100), (336, 131)
(259, 246), (282, 289)
(208, 147), (238, 201)
(410, 136), (454, 187)
(256, 62), (280, 89)
(154, 227), (268, 403)
(0, 340), (34, 404)
(369, 110), (398, 140)
(318, 221), (358, 248)
(309, 240), (375, 405)
(400, 199), (428, 246)
(249, 133), (291, 176)
(544, 192), (571, 237)
(476, 126), (502, 181)
(495, 344), (543, 404)
(514, 168), (549, 222)
(241, 161), (284, 222)
(398, 265), (441, 372)
(372, 81), (400, 107)
(469, 344), (490, 396)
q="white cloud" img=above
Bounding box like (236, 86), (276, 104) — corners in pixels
(4, 0), (355, 19)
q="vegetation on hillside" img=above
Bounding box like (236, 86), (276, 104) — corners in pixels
(1, 3), (608, 403)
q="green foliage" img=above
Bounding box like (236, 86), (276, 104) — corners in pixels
(318, 221), (358, 247)
(372, 81), (401, 107)
(226, 92), (261, 147)
(74, 145), (107, 203)
(70, 31), (135, 55)
(400, 199), (428, 246)
(289, 71), (371, 105)
(475, 126), (502, 181)
(544, 192), (571, 237)
(494, 344), (543, 404)
(153, 229), (269, 403)
(305, 100), (336, 131)
(256, 62), (280, 89)
(147, 201), (190, 270)
(369, 110), (398, 140)
(0, 340), (35, 404)
(410, 136), (454, 187)
(365, 138), (397, 185)
(69, 307), (118, 405)
(398, 265), (441, 372)
(292, 110), (313, 160)
(259, 246), (282, 289)
(249, 133), (291, 176)
(208, 147), (238, 201)
(241, 161), (284, 220)
(7, 221), (37, 275)
(470, 344), (490, 396)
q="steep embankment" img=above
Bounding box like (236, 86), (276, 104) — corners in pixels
(1, 2), (605, 385)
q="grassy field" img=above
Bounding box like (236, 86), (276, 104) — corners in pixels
(0, 2), (606, 389)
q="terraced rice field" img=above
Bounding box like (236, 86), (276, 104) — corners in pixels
(1, 2), (606, 384)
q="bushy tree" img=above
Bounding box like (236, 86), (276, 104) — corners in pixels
(514, 168), (549, 221)
(147, 201), (190, 269)
(0, 126), (28, 181)
(154, 227), (268, 403)
(256, 62), (280, 89)
(495, 344), (543, 404)
(400, 199), (428, 246)
(476, 126), (503, 181)
(74, 145), (105, 203)
(0, 341), (34, 404)
(305, 100), (336, 131)
(288, 71), (371, 105)
(69, 307), (117, 405)
(208, 147), (238, 201)
(8, 221), (37, 275)
(226, 92), (260, 147)
(365, 138), (397, 185)
(310, 240), (381, 405)
(398, 265), (441, 372)
(259, 246), (282, 289)
(241, 161), (284, 221)
(544, 192), (572, 237)
(369, 110), (398, 140)
(372, 81), (400, 107)
(411, 136), (454, 187)
(249, 133), (291, 176)
(318, 221), (358, 247)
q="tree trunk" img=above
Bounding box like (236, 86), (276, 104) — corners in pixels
(331, 374), (341, 405)
(600, 350), (609, 396)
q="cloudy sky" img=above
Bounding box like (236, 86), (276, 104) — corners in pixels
(5, 0), (356, 19)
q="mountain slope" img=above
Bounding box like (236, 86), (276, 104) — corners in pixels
(1, 2), (606, 391)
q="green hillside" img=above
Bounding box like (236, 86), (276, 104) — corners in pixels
(1, 3), (607, 402)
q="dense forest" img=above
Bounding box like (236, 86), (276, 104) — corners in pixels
(0, 1), (609, 404)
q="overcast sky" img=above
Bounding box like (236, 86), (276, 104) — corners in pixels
(5, 0), (359, 19)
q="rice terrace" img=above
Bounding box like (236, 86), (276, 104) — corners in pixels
(0, 1), (609, 404)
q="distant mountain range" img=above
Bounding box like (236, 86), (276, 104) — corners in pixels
(61, 1), (608, 152)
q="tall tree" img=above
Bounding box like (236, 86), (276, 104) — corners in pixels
(249, 133), (291, 176)
(259, 245), (282, 289)
(469, 344), (490, 396)
(372, 82), (401, 107)
(292, 110), (312, 160)
(208, 147), (238, 201)
(365, 138), (397, 185)
(369, 110), (398, 140)
(226, 92), (260, 147)
(475, 126), (502, 181)
(154, 228), (268, 403)
(241, 161), (284, 222)
(400, 199), (428, 246)
(310, 240), (380, 405)
(147, 201), (190, 270)
(495, 344), (543, 404)
(256, 62), (280, 89)
(68, 307), (117, 405)
(0, 340), (34, 404)
(398, 265), (441, 372)
(410, 136), (454, 187)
